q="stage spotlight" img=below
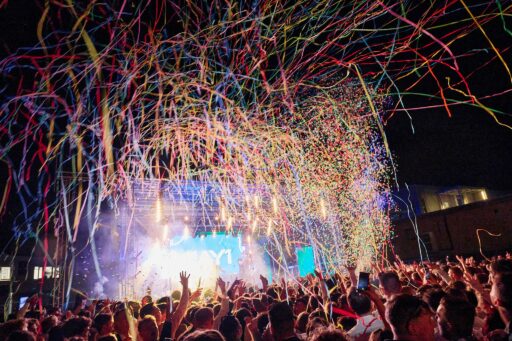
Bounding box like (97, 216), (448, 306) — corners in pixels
(162, 224), (168, 240)
(272, 197), (278, 214)
(254, 194), (260, 208)
(184, 225), (190, 238)
(220, 206), (226, 221)
(155, 197), (162, 222)
(320, 198), (327, 219)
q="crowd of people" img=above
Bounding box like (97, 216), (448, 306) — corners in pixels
(1, 253), (512, 341)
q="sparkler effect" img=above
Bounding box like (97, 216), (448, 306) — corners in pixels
(0, 1), (510, 299)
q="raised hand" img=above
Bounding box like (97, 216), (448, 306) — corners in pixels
(361, 285), (380, 303)
(259, 274), (268, 286)
(345, 265), (356, 273)
(238, 281), (247, 296)
(179, 271), (190, 288)
(29, 294), (39, 307)
(455, 255), (468, 273)
(463, 272), (483, 292)
(217, 277), (227, 294)
(190, 288), (203, 301)
(244, 315), (259, 335)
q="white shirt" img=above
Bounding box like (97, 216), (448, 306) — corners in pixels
(347, 313), (384, 340)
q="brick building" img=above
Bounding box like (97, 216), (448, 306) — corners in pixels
(392, 185), (512, 260)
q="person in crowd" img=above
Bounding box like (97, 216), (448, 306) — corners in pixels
(3, 253), (512, 341)
(140, 303), (163, 327)
(295, 312), (309, 334)
(219, 315), (242, 341)
(0, 318), (27, 340)
(94, 313), (115, 339)
(436, 296), (477, 340)
(448, 266), (465, 283)
(41, 315), (59, 340)
(61, 316), (92, 340)
(293, 297), (308, 316)
(114, 308), (135, 341)
(377, 272), (402, 301)
(268, 301), (300, 341)
(138, 316), (160, 341)
(346, 289), (384, 340)
(490, 272), (512, 337)
(6, 330), (36, 341)
(385, 294), (436, 341)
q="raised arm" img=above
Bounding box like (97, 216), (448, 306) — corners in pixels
(259, 274), (269, 292)
(363, 286), (390, 331)
(213, 277), (229, 330)
(314, 269), (329, 305)
(171, 271), (191, 339)
(17, 294), (37, 319)
(346, 265), (357, 288)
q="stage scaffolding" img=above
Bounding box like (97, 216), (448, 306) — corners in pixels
(116, 179), (266, 299)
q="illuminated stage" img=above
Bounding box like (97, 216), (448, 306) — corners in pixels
(97, 180), (280, 298)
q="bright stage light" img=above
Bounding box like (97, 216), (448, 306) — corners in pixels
(272, 197), (278, 214)
(320, 198), (327, 219)
(133, 229), (273, 298)
(254, 195), (260, 208)
(220, 206), (226, 221)
(137, 232), (250, 295)
(162, 224), (168, 240)
(266, 220), (272, 236)
(155, 197), (162, 222)
(183, 225), (190, 238)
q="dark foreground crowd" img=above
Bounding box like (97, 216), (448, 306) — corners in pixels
(1, 253), (512, 341)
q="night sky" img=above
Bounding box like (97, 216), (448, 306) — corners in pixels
(384, 15), (512, 190)
(1, 0), (512, 191)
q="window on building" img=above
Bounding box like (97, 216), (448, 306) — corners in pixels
(0, 267), (11, 281)
(33, 266), (60, 280)
(33, 266), (42, 280)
